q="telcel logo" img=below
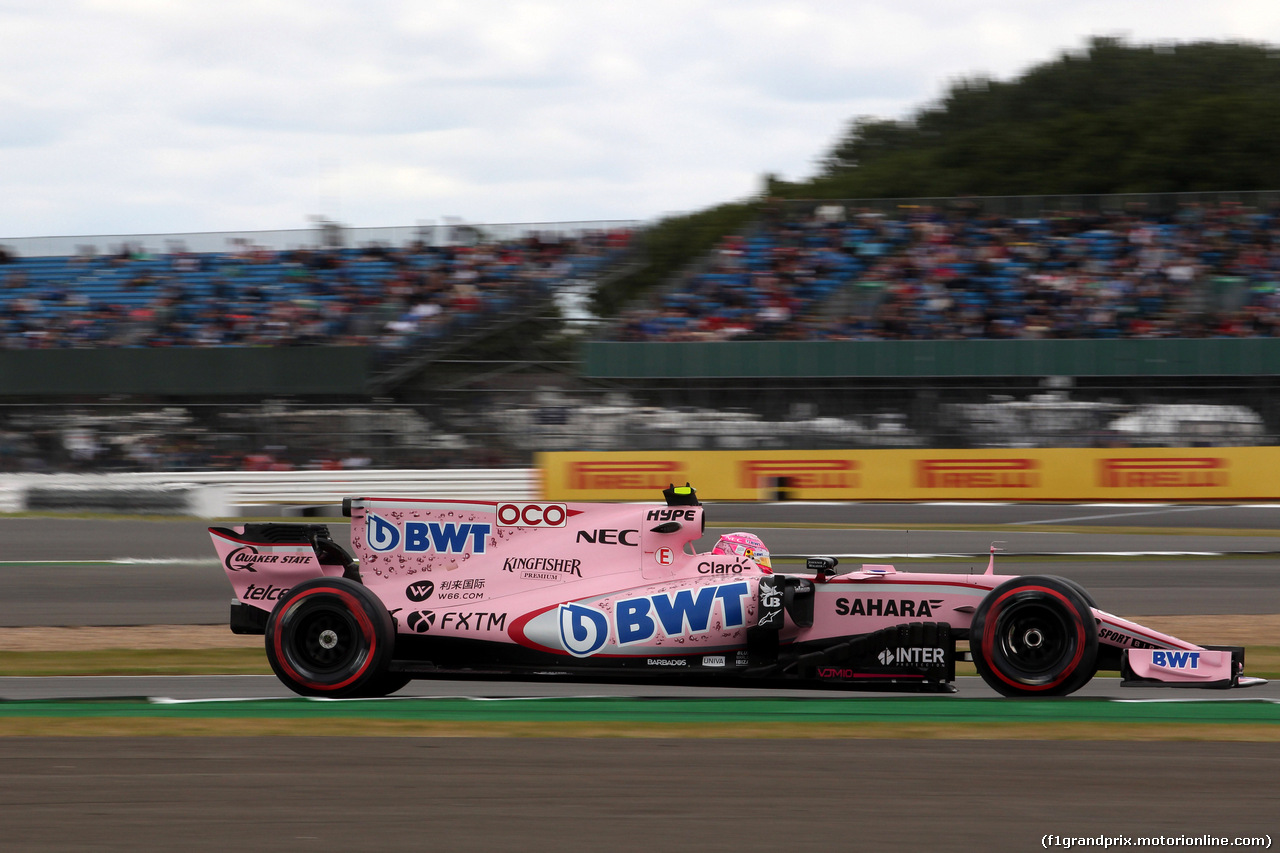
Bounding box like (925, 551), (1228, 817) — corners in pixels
(496, 502), (567, 528)
(1152, 650), (1201, 669)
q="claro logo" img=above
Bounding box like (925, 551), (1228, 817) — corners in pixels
(738, 459), (858, 490)
(568, 461), (683, 491)
(1098, 457), (1228, 488)
(916, 458), (1039, 489)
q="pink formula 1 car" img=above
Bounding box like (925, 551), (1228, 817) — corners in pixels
(208, 486), (1266, 698)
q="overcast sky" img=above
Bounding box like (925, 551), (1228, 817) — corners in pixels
(3, 1), (1280, 239)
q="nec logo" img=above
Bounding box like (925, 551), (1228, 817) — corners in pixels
(1152, 650), (1201, 669)
(1099, 458), (1227, 488)
(916, 458), (1039, 489)
(739, 459), (858, 490)
(569, 461), (684, 491)
(496, 502), (568, 528)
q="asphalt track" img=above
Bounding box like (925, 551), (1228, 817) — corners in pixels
(1, 737), (1274, 853)
(5, 503), (1280, 626)
(3, 504), (1279, 851)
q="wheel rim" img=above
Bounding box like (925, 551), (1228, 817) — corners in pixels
(287, 604), (365, 678)
(993, 598), (1075, 684)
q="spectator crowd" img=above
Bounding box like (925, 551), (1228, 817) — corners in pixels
(615, 202), (1280, 341)
(0, 230), (631, 351)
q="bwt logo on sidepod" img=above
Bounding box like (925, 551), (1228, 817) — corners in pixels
(366, 513), (491, 554)
(557, 582), (752, 658)
(496, 502), (567, 528)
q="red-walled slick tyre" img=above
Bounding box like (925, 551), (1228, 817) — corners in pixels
(265, 577), (397, 698)
(970, 575), (1099, 697)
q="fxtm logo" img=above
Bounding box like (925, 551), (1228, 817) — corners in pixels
(557, 582), (752, 657)
(366, 513), (491, 554)
(496, 502), (568, 528)
(407, 610), (507, 633)
(1152, 650), (1201, 669)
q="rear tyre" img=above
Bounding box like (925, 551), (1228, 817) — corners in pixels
(971, 575), (1098, 697)
(266, 577), (396, 698)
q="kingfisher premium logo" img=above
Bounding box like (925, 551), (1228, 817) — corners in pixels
(1098, 457), (1228, 488)
(916, 458), (1039, 489)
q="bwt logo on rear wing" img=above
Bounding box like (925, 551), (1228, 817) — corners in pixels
(568, 461), (684, 491)
(1098, 457), (1228, 488)
(915, 458), (1038, 489)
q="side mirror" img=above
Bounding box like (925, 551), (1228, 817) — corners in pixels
(805, 556), (840, 578)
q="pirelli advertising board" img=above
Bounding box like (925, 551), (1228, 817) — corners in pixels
(537, 448), (1273, 502)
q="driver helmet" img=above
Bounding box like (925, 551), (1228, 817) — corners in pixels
(711, 531), (772, 572)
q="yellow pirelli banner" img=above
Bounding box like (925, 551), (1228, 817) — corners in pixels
(537, 447), (1277, 502)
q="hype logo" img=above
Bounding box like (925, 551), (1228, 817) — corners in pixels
(559, 602), (609, 658)
(367, 513), (401, 552)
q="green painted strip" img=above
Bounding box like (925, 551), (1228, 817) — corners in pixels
(1, 697), (1277, 724)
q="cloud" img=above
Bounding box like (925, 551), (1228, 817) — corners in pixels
(3, 0), (1280, 237)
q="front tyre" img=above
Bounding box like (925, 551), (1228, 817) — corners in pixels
(266, 577), (396, 698)
(971, 575), (1098, 697)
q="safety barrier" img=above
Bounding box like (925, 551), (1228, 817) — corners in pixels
(0, 469), (541, 517)
(538, 448), (1280, 502)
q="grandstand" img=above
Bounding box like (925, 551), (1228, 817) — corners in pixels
(3, 193), (1280, 472)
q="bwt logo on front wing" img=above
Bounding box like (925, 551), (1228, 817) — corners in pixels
(738, 459), (858, 490)
(1098, 458), (1228, 489)
(1152, 650), (1201, 669)
(366, 513), (491, 554)
(568, 460), (684, 491)
(558, 581), (752, 657)
(916, 458), (1039, 489)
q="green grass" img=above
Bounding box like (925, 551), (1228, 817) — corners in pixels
(0, 648), (270, 677)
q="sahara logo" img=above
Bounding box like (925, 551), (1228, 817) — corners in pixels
(557, 581), (753, 657)
(366, 513), (491, 554)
